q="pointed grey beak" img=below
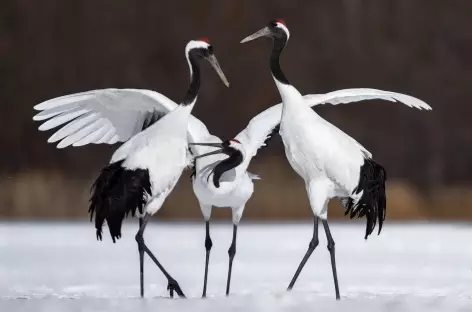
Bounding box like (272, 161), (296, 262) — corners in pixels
(240, 26), (272, 43)
(206, 54), (230, 87)
(189, 142), (223, 148)
(189, 142), (226, 160)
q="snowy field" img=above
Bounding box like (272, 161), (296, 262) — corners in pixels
(1, 221), (472, 312)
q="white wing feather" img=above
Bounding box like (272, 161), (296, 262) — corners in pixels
(303, 88), (432, 110)
(234, 104), (283, 158)
(235, 88), (432, 159)
(33, 88), (212, 148)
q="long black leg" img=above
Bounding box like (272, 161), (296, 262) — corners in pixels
(138, 217), (145, 298)
(322, 220), (340, 300)
(135, 213), (186, 298)
(202, 220), (212, 298)
(225, 224), (238, 296)
(287, 216), (319, 290)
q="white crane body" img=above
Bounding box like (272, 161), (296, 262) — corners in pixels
(277, 82), (366, 216)
(239, 18), (432, 299)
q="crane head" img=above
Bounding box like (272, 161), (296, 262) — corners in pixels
(240, 19), (290, 44)
(189, 139), (245, 188)
(185, 38), (230, 87)
(189, 139), (244, 160)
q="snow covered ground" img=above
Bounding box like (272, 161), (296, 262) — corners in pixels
(1, 221), (472, 311)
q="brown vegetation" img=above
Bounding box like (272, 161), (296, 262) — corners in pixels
(2, 158), (472, 220)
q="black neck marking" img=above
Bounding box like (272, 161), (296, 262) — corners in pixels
(211, 150), (243, 188)
(182, 50), (202, 106)
(270, 35), (289, 85)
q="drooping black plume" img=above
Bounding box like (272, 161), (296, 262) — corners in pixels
(343, 158), (387, 239)
(89, 160), (151, 243)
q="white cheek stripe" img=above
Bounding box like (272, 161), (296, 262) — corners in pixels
(185, 40), (210, 56)
(276, 23), (290, 40)
(185, 40), (210, 76)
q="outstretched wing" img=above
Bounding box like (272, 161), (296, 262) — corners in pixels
(33, 88), (212, 149)
(303, 88), (432, 110)
(234, 104), (283, 158)
(234, 88), (432, 159)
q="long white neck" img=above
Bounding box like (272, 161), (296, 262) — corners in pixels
(172, 98), (197, 137)
(273, 76), (306, 118)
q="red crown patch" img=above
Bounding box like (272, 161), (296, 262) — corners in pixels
(199, 37), (211, 44)
(275, 18), (286, 26)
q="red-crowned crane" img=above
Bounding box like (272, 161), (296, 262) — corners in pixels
(33, 38), (229, 299)
(239, 19), (432, 299)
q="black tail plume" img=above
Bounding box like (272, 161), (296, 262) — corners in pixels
(344, 159), (387, 239)
(88, 160), (151, 242)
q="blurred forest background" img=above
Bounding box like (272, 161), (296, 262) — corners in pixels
(1, 0), (471, 221)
